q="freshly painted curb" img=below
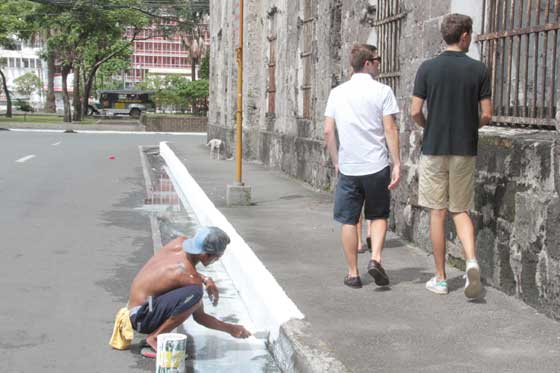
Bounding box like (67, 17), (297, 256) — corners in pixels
(160, 142), (304, 336)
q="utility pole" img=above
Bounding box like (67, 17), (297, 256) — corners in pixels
(226, 0), (251, 206)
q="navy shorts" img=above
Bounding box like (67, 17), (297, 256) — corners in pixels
(333, 166), (391, 225)
(130, 284), (203, 334)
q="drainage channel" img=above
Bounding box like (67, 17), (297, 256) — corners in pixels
(139, 146), (280, 373)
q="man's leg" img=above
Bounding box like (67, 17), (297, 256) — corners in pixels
(366, 219), (372, 251)
(333, 172), (363, 285)
(449, 156), (481, 298)
(369, 218), (387, 263)
(430, 208), (448, 280)
(341, 224), (359, 277)
(451, 211), (476, 260)
(356, 214), (364, 252)
(363, 167), (391, 286)
(145, 300), (202, 350)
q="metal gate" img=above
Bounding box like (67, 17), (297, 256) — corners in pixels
(477, 0), (560, 129)
(372, 0), (406, 95)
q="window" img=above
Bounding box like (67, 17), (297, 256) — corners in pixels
(370, 0), (405, 95)
(477, 0), (559, 129)
(300, 0), (314, 119)
(23, 58), (29, 68)
(8, 58), (14, 68)
(267, 7), (278, 114)
(16, 58), (21, 68)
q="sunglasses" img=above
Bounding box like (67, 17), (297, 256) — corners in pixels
(368, 56), (382, 63)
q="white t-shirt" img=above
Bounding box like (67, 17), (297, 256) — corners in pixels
(324, 73), (399, 176)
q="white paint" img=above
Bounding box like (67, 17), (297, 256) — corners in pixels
(160, 141), (304, 341)
(451, 0), (484, 61)
(51, 141), (61, 146)
(16, 154), (36, 163)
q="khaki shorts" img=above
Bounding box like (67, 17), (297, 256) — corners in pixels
(418, 155), (476, 213)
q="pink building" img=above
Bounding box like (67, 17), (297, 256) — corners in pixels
(125, 25), (209, 86)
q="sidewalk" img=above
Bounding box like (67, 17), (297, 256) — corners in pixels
(166, 137), (560, 373)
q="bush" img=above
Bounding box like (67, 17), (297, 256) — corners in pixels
(16, 99), (34, 113)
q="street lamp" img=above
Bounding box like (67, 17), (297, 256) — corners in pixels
(226, 0), (251, 206)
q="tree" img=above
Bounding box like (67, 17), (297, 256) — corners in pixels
(0, 59), (11, 117)
(14, 72), (42, 97)
(0, 0), (37, 117)
(199, 51), (209, 80)
(95, 56), (131, 91)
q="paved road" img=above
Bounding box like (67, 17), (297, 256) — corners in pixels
(0, 131), (201, 372)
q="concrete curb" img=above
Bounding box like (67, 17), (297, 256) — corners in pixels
(160, 141), (305, 334)
(271, 319), (351, 373)
(160, 141), (351, 373)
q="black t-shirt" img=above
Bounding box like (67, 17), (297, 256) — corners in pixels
(413, 51), (491, 156)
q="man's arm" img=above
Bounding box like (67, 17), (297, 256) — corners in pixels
(411, 96), (426, 128)
(479, 98), (492, 128)
(193, 304), (251, 338)
(200, 273), (219, 306)
(324, 116), (338, 174)
(383, 114), (401, 190)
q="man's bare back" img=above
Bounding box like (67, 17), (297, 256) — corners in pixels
(128, 236), (202, 308)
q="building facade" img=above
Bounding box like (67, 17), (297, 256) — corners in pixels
(209, 0), (560, 319)
(124, 24), (210, 87)
(0, 39), (47, 110)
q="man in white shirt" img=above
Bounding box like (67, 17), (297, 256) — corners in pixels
(324, 43), (401, 289)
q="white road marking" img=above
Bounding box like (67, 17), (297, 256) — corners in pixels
(52, 141), (61, 146)
(16, 155), (36, 163)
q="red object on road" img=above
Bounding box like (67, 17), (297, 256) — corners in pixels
(109, 155), (116, 160)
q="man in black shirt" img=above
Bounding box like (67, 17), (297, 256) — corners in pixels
(411, 13), (492, 299)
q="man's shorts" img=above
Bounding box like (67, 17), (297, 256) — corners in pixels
(334, 166), (391, 225)
(129, 284), (203, 334)
(418, 155), (476, 213)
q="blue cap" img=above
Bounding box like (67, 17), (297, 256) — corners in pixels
(182, 226), (230, 255)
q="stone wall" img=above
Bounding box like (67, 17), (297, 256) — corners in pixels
(209, 0), (560, 319)
(142, 114), (207, 132)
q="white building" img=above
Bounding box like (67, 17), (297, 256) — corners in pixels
(0, 38), (48, 111)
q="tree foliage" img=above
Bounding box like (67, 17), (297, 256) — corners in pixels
(199, 51), (209, 80)
(0, 0), (38, 117)
(137, 73), (208, 114)
(5, 0), (210, 120)
(14, 72), (42, 97)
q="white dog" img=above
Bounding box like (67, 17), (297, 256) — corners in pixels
(207, 138), (224, 159)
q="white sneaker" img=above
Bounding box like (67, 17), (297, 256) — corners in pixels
(425, 276), (448, 294)
(464, 259), (482, 299)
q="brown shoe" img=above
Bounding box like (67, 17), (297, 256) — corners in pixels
(367, 260), (389, 286)
(344, 274), (363, 289)
(357, 243), (369, 254)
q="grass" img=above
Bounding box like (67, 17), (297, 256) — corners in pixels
(0, 114), (97, 125)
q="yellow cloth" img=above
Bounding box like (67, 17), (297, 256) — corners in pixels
(109, 307), (134, 350)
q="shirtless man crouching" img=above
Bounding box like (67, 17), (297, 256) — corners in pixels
(127, 226), (251, 357)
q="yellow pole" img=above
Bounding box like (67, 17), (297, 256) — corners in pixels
(235, 0), (244, 184)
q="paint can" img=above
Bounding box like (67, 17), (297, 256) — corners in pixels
(155, 333), (187, 373)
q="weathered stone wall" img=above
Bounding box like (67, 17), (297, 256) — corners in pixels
(142, 114), (207, 132)
(209, 0), (560, 319)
